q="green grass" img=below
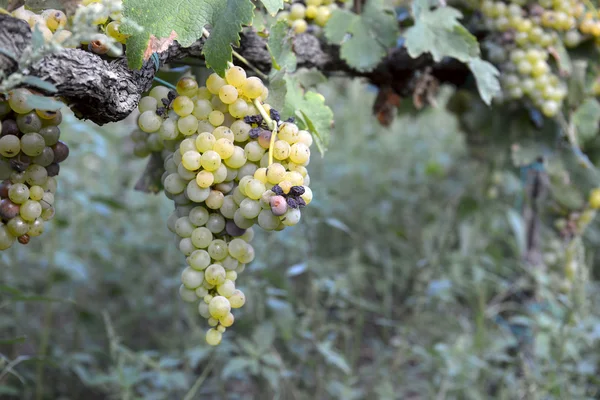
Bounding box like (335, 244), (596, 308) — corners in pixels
(1, 80), (600, 400)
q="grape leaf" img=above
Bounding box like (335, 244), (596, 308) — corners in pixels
(404, 0), (479, 62)
(122, 0), (254, 75)
(268, 20), (297, 72)
(573, 98), (600, 143)
(260, 0), (283, 15)
(467, 59), (501, 106)
(324, 0), (398, 72)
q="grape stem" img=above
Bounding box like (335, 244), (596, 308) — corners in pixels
(253, 98), (279, 166)
(202, 28), (269, 81)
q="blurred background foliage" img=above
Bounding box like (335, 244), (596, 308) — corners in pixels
(2, 79), (600, 399)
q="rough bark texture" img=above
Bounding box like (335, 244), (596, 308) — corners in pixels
(0, 14), (471, 126)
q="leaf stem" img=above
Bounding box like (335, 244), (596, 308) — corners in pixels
(152, 77), (177, 90)
(202, 28), (268, 81)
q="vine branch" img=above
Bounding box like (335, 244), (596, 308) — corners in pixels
(0, 14), (471, 126)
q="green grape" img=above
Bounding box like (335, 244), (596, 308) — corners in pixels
(138, 111), (162, 133)
(220, 196), (238, 219)
(27, 218), (44, 237)
(8, 183), (29, 204)
(179, 237), (196, 256)
(292, 19), (308, 34)
(195, 286), (209, 298)
(237, 245), (255, 263)
(228, 289), (246, 309)
(182, 151), (202, 171)
(205, 190), (225, 210)
(245, 179), (266, 200)
(278, 122), (299, 143)
(266, 163), (286, 184)
(177, 115), (198, 136)
(242, 77), (264, 99)
(240, 227), (254, 242)
(213, 138), (235, 159)
(164, 173), (187, 194)
(172, 96), (194, 117)
(296, 131), (314, 148)
(212, 126), (235, 142)
(206, 213), (225, 233)
(149, 86), (171, 103)
(191, 227), (213, 248)
(231, 120), (251, 142)
(28, 185), (44, 201)
(197, 86), (212, 100)
(206, 328), (223, 346)
(219, 312), (234, 327)
(175, 217), (195, 238)
(196, 170), (214, 188)
(281, 208), (301, 226)
(208, 295), (231, 319)
(258, 209), (281, 230)
(20, 133), (45, 157)
(211, 96), (229, 113)
(219, 85), (239, 105)
(180, 138), (197, 154)
(189, 249), (211, 270)
(7, 216), (29, 236)
(254, 168), (268, 183)
(16, 112), (42, 134)
(206, 73), (226, 95)
(138, 96), (158, 113)
(20, 200), (42, 221)
(212, 164), (228, 184)
(542, 100), (559, 117)
(224, 146), (246, 169)
(0, 225), (15, 250)
(289, 3), (306, 20)
(105, 20), (128, 43)
(244, 141), (265, 162)
(196, 132), (216, 152)
(228, 238), (248, 259)
(192, 99), (213, 120)
(208, 239), (228, 260)
(188, 206), (210, 226)
(181, 267), (205, 289)
(200, 150), (221, 171)
(300, 186), (312, 204)
(0, 135), (21, 157)
(9, 89), (34, 114)
(179, 284), (197, 302)
(273, 140), (291, 160)
(198, 302), (210, 318)
(176, 77), (199, 98)
(208, 110), (225, 127)
(158, 119), (178, 140)
(228, 99), (248, 119)
(205, 264), (227, 286)
(289, 143), (310, 164)
(225, 270), (237, 281)
(39, 126), (60, 146)
(237, 163), (258, 180)
(186, 180), (210, 202)
(225, 66), (247, 88)
(239, 198), (261, 219)
(25, 164), (48, 186)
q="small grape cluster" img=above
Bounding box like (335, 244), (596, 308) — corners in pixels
(11, 0), (126, 56)
(480, 0), (588, 117)
(277, 0), (343, 34)
(0, 90), (67, 250)
(133, 66), (314, 345)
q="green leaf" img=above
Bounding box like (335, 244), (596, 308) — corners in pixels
(268, 20), (297, 72)
(260, 0), (283, 15)
(467, 58), (501, 106)
(267, 70), (287, 112)
(295, 68), (327, 88)
(404, 0), (479, 62)
(203, 0), (255, 75)
(22, 76), (57, 93)
(24, 94), (62, 111)
(278, 75), (332, 154)
(324, 0), (398, 72)
(122, 0), (254, 75)
(0, 336), (27, 345)
(573, 98), (600, 143)
(316, 341), (351, 374)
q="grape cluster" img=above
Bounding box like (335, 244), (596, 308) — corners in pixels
(11, 0), (126, 56)
(0, 90), (67, 250)
(134, 67), (314, 345)
(480, 0), (588, 117)
(277, 0), (342, 34)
